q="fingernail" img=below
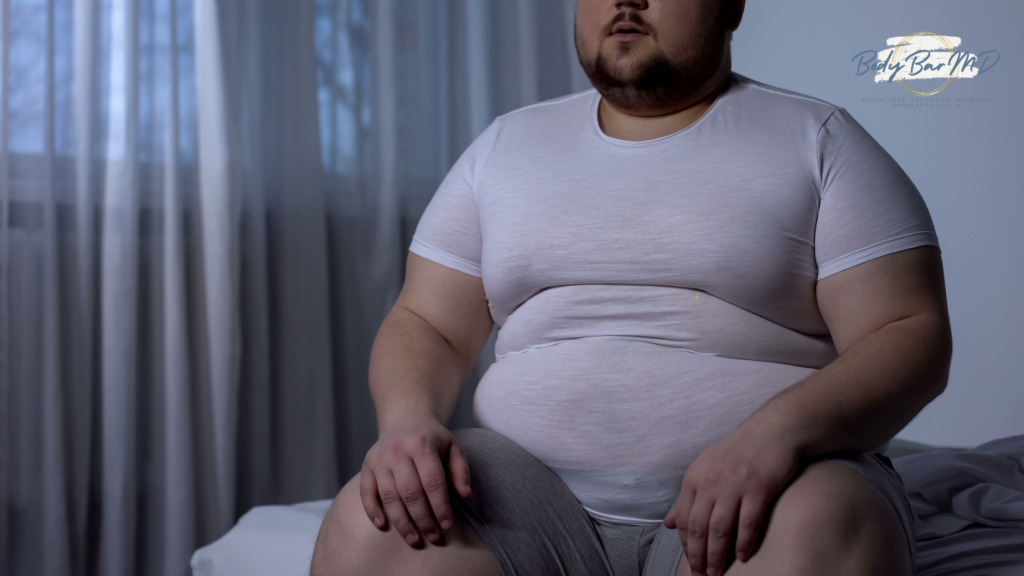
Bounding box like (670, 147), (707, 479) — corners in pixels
(708, 568), (718, 576)
(427, 532), (438, 542)
(441, 519), (452, 529)
(405, 533), (416, 545)
(373, 517), (382, 527)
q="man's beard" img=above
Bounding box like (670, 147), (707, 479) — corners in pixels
(579, 12), (726, 112)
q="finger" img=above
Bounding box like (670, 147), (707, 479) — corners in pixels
(392, 457), (439, 546)
(412, 451), (454, 540)
(705, 498), (739, 576)
(376, 468), (421, 547)
(734, 494), (770, 563)
(358, 468), (387, 529)
(663, 502), (676, 528)
(447, 440), (473, 499)
(669, 482), (696, 531)
(686, 495), (714, 576)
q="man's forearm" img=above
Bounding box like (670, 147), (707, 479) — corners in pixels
(742, 313), (952, 458)
(369, 306), (469, 434)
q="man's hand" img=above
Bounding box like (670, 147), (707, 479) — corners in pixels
(663, 423), (802, 576)
(361, 416), (474, 547)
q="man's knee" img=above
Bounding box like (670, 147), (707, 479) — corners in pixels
(746, 460), (910, 574)
(771, 462), (872, 539)
(309, 469), (503, 576)
(310, 472), (377, 576)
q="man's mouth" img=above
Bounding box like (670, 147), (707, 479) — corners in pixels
(611, 22), (649, 40)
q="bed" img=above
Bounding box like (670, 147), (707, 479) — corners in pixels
(190, 435), (1024, 576)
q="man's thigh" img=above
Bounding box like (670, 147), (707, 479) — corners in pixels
(641, 452), (915, 576)
(310, 470), (502, 576)
(447, 427), (621, 576)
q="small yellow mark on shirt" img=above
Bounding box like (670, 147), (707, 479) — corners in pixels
(695, 296), (698, 300)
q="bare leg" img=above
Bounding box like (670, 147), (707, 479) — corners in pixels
(675, 461), (913, 576)
(310, 472), (504, 576)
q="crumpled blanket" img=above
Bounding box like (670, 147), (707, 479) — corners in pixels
(892, 434), (1024, 540)
(891, 434), (1024, 576)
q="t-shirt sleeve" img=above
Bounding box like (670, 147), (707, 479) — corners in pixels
(814, 107), (941, 282)
(408, 117), (502, 278)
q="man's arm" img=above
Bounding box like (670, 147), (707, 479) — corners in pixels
(741, 244), (953, 458)
(664, 245), (952, 576)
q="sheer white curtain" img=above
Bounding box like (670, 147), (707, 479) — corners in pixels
(0, 0), (589, 574)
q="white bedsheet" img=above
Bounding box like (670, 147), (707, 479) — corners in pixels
(190, 499), (331, 576)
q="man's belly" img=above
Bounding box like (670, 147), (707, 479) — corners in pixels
(472, 336), (818, 524)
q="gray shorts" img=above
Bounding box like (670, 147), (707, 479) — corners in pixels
(447, 427), (916, 576)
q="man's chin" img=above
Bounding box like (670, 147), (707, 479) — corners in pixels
(601, 74), (645, 88)
(597, 63), (658, 88)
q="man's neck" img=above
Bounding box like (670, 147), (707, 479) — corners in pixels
(597, 67), (732, 143)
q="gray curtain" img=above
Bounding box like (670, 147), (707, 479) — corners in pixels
(0, 0), (591, 575)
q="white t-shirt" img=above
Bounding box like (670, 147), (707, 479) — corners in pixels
(408, 71), (940, 525)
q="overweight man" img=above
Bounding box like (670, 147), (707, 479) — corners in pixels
(311, 1), (952, 575)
